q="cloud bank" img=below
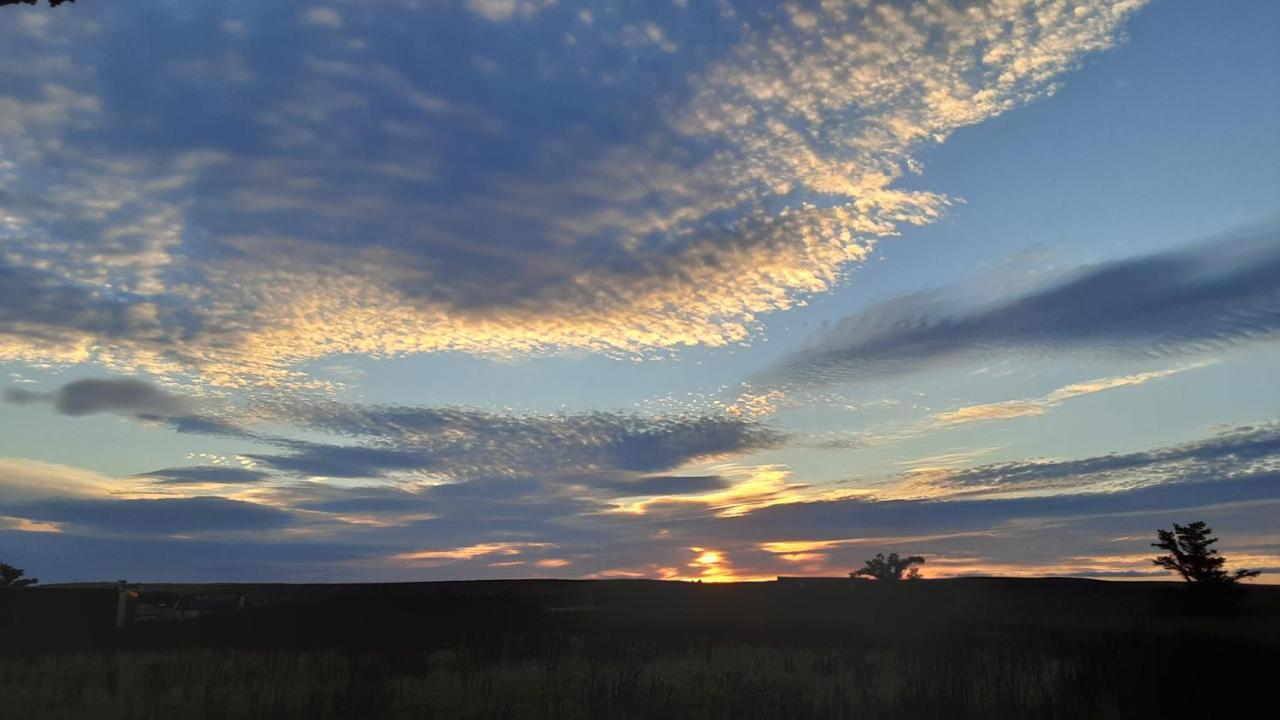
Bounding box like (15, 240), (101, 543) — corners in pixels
(5, 419), (1278, 582)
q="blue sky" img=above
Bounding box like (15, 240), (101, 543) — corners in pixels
(1, 0), (1277, 583)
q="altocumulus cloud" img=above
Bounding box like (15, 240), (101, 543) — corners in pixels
(765, 225), (1280, 388)
(0, 0), (1148, 385)
(244, 399), (786, 482)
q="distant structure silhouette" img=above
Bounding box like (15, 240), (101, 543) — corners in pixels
(851, 553), (925, 581)
(1152, 521), (1259, 584)
(0, 1), (76, 7)
(0, 563), (38, 588)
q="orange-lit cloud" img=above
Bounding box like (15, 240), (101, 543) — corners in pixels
(933, 366), (1202, 427)
(0, 458), (117, 503)
(392, 542), (556, 563)
(583, 547), (775, 583)
(0, 515), (63, 533)
(760, 530), (996, 557)
(612, 464), (842, 518)
(662, 547), (773, 583)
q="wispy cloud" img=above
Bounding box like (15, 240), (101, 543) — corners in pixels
(886, 421), (1280, 499)
(136, 466), (271, 486)
(392, 541), (556, 564)
(803, 365), (1198, 452)
(932, 365), (1201, 427)
(0, 457), (115, 503)
(765, 226), (1280, 388)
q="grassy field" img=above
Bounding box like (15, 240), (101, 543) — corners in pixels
(3, 578), (1277, 718)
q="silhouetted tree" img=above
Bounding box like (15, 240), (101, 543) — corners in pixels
(0, 563), (38, 588)
(851, 553), (925, 581)
(1152, 521), (1259, 585)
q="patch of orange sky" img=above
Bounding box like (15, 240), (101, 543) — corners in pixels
(587, 547), (775, 583)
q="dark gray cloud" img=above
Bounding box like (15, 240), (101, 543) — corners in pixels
(5, 378), (264, 444)
(0, 530), (383, 583)
(765, 225), (1280, 387)
(2, 377), (266, 451)
(159, 414), (258, 439)
(248, 442), (429, 479)
(274, 476), (615, 555)
(336, 471), (713, 523)
(137, 466), (271, 485)
(4, 377), (187, 416)
(596, 475), (732, 496)
(8, 496), (294, 534)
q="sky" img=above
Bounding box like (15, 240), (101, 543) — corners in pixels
(1, 0), (1277, 584)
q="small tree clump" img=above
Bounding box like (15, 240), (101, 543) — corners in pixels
(851, 553), (925, 581)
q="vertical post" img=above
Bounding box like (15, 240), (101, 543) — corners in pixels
(115, 582), (136, 629)
(116, 587), (129, 629)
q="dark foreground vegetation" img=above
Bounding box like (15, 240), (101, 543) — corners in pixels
(3, 578), (1277, 719)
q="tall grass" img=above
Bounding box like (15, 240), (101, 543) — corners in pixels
(4, 580), (1276, 718)
(0, 643), (1122, 719)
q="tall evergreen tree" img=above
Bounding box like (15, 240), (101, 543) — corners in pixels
(1152, 521), (1259, 584)
(0, 563), (38, 588)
